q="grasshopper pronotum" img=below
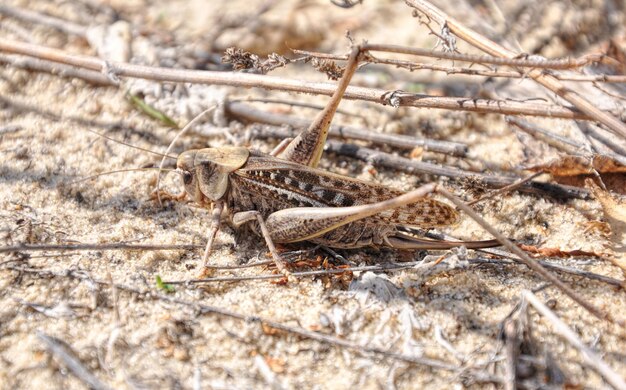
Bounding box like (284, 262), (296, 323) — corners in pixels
(168, 46), (498, 275)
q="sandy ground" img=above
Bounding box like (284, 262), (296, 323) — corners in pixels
(1, 0), (625, 389)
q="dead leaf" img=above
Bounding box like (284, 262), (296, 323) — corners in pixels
(261, 323), (286, 336)
(528, 155), (626, 176)
(580, 221), (612, 237)
(264, 356), (286, 373)
(518, 245), (606, 258)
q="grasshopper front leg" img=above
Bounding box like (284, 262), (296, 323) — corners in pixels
(201, 201), (224, 267)
(278, 46), (362, 168)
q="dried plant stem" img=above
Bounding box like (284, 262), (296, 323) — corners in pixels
(437, 187), (616, 324)
(502, 318), (520, 390)
(203, 123), (587, 198)
(371, 57), (626, 83)
(0, 39), (602, 121)
(163, 265), (403, 284)
(0, 53), (115, 86)
(405, 0), (626, 139)
(3, 249), (620, 287)
(362, 43), (602, 70)
(523, 291), (626, 390)
(583, 125), (626, 156)
(0, 4), (87, 37)
(294, 49), (626, 83)
(226, 101), (468, 156)
(161, 258), (623, 288)
(0, 243), (202, 254)
(509, 117), (626, 166)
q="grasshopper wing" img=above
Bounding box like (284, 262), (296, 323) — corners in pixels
(238, 152), (459, 229)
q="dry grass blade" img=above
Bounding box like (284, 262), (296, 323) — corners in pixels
(522, 291), (626, 390)
(437, 187), (617, 324)
(0, 53), (115, 86)
(37, 332), (111, 390)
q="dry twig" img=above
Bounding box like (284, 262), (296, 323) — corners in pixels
(294, 48), (626, 83)
(0, 39), (609, 121)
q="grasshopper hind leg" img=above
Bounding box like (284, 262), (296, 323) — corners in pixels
(277, 46), (362, 167)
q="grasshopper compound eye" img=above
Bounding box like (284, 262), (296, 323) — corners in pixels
(182, 171), (193, 185)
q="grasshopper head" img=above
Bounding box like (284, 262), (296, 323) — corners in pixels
(177, 147), (249, 203)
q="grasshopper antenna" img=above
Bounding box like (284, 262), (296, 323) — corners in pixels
(156, 104), (218, 205)
(84, 128), (178, 160)
(68, 167), (174, 185)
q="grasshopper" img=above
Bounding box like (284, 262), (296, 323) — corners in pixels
(173, 46), (498, 274)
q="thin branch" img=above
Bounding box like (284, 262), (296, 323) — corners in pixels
(582, 124), (626, 157)
(405, 0), (626, 139)
(294, 49), (626, 83)
(226, 101), (469, 156)
(522, 291), (626, 390)
(217, 123), (587, 198)
(0, 53), (116, 86)
(469, 254), (624, 287)
(362, 43), (604, 70)
(203, 260), (274, 270)
(233, 98), (360, 117)
(163, 262), (421, 284)
(509, 117), (626, 167)
(0, 39), (605, 121)
(0, 243), (203, 254)
(502, 317), (520, 390)
(529, 261), (623, 287)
